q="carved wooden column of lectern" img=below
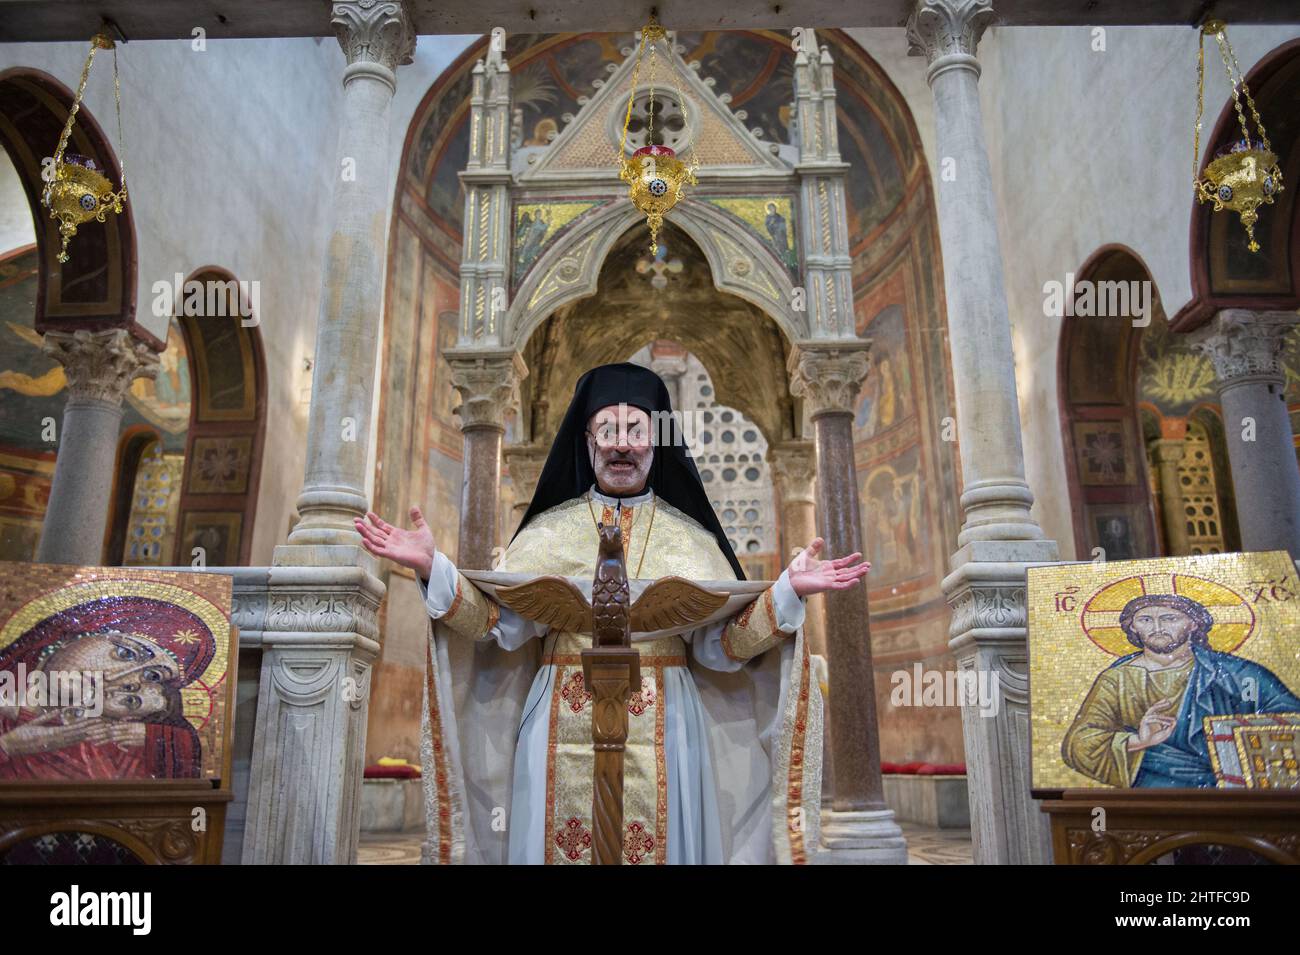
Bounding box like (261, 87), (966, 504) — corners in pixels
(583, 523), (639, 865)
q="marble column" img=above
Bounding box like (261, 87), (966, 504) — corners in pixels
(767, 440), (827, 658)
(1191, 309), (1300, 559)
(446, 349), (527, 570)
(908, 0), (1059, 864)
(788, 341), (907, 864)
(286, 0), (415, 550)
(241, 0), (413, 865)
(37, 328), (159, 565)
(504, 442), (548, 530)
(1149, 438), (1190, 556)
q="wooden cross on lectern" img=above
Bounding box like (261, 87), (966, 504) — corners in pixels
(582, 522), (640, 866)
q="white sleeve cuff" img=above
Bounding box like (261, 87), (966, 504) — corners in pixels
(772, 568), (806, 633)
(417, 551), (459, 618)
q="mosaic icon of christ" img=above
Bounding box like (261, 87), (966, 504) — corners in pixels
(1061, 592), (1300, 788)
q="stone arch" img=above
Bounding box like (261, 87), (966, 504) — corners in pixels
(0, 67), (143, 342)
(505, 197), (802, 352)
(515, 219), (797, 454)
(1060, 244), (1245, 560)
(171, 267), (267, 566)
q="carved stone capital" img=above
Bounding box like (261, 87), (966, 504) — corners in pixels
(906, 0), (995, 74)
(445, 349), (528, 432)
(1190, 309), (1298, 388)
(331, 0), (416, 77)
(786, 340), (871, 418)
(1148, 437), (1186, 468)
(42, 328), (159, 407)
(767, 441), (817, 504)
(504, 443), (549, 503)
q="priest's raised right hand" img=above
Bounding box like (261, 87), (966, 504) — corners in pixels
(355, 506), (437, 580)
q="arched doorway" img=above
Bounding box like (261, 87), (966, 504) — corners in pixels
(1060, 246), (1243, 560)
(172, 268), (267, 566)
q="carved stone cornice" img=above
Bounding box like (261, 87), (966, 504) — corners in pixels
(767, 441), (817, 504)
(948, 581), (1026, 638)
(1190, 309), (1298, 388)
(906, 0), (996, 77)
(445, 349), (528, 432)
(331, 0), (416, 79)
(42, 328), (159, 407)
(786, 340), (871, 418)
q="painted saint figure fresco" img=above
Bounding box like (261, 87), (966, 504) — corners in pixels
(1061, 593), (1300, 788)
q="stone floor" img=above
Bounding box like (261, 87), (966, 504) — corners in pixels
(357, 822), (972, 865)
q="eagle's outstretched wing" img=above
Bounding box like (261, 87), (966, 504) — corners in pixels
(494, 576), (591, 633)
(629, 576), (729, 633)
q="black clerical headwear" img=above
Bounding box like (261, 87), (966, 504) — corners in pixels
(512, 362), (746, 580)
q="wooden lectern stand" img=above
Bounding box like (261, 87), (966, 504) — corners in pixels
(582, 522), (640, 865)
(1040, 789), (1300, 864)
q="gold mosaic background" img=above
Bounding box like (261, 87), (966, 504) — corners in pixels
(1028, 551), (1300, 790)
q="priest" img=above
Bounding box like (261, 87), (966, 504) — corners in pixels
(356, 363), (869, 864)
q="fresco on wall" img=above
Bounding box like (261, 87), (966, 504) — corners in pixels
(854, 304), (912, 441)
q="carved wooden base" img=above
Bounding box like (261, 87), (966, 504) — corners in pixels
(581, 647), (640, 866)
(1041, 789), (1300, 865)
(0, 781), (231, 864)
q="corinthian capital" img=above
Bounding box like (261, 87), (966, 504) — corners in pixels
(43, 328), (159, 406)
(331, 0), (416, 75)
(767, 441), (817, 504)
(1190, 309), (1298, 388)
(445, 349), (527, 432)
(906, 0), (996, 66)
(787, 340), (871, 418)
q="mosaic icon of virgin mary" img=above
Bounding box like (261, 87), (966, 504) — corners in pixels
(0, 581), (228, 781)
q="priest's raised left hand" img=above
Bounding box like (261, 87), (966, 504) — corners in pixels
(786, 537), (870, 597)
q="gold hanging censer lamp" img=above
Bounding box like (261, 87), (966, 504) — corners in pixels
(617, 13), (698, 255)
(42, 29), (130, 264)
(1191, 20), (1283, 253)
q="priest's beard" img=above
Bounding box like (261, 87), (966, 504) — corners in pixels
(589, 444), (652, 496)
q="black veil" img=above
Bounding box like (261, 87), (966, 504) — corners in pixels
(511, 362), (746, 580)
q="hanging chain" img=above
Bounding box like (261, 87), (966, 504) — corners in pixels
(618, 28), (650, 161)
(45, 37), (99, 206)
(1214, 30), (1254, 147)
(112, 42), (127, 198)
(1192, 30), (1205, 187)
(43, 33), (128, 204)
(1220, 31), (1271, 153)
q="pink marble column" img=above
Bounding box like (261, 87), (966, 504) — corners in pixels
(789, 341), (905, 862)
(446, 349), (526, 569)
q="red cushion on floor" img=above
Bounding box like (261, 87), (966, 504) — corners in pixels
(916, 762), (966, 775)
(881, 761), (902, 774)
(364, 764), (421, 779)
